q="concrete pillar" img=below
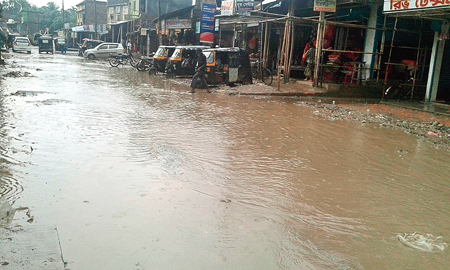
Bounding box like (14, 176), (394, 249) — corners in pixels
(362, 5), (378, 80)
(426, 22), (449, 103)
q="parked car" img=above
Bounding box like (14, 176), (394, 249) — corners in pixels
(12, 37), (32, 54)
(78, 39), (103, 56)
(84, 43), (124, 59)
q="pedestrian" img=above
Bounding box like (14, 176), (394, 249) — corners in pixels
(127, 40), (132, 54)
(304, 42), (316, 81)
(190, 48), (209, 93)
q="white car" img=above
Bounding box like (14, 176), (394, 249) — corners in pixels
(84, 43), (124, 59)
(12, 37), (32, 54)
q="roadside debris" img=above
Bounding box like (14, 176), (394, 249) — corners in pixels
(3, 71), (34, 78)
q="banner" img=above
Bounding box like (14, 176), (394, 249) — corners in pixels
(384, 0), (450, 12)
(200, 3), (216, 43)
(314, 0), (336, 12)
(165, 19), (192, 29)
(221, 0), (234, 16)
(236, 0), (254, 15)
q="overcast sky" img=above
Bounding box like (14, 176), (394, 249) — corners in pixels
(27, 0), (96, 9)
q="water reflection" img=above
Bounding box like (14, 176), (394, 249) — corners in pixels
(0, 53), (449, 269)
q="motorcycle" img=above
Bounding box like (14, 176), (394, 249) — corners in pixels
(109, 53), (138, 67)
(136, 54), (154, 72)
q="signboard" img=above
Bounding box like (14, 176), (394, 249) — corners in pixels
(314, 0), (336, 12)
(64, 23), (70, 30)
(200, 3), (216, 43)
(384, 0), (450, 12)
(236, 0), (254, 15)
(141, 28), (147, 36)
(221, 0), (234, 16)
(215, 18), (220, 31)
(195, 21), (200, 34)
(72, 26), (84, 32)
(165, 19), (191, 29)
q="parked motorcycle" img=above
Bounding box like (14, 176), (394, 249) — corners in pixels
(136, 54), (154, 72)
(109, 53), (138, 67)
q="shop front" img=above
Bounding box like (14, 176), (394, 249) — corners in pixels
(383, 1), (450, 103)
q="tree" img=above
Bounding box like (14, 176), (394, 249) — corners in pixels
(1, 0), (76, 33)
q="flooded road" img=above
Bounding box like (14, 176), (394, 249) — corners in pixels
(1, 50), (449, 269)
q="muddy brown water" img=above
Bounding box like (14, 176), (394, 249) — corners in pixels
(1, 51), (449, 269)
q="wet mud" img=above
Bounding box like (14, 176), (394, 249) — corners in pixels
(1, 49), (450, 269)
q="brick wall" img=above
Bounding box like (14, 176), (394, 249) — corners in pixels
(84, 1), (108, 25)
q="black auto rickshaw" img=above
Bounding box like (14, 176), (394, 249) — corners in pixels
(54, 37), (67, 53)
(38, 35), (54, 54)
(149, 45), (176, 74)
(202, 48), (253, 85)
(165, 45), (209, 77)
(78, 39), (103, 56)
(7, 33), (20, 49)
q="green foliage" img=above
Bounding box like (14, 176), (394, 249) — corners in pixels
(1, 0), (77, 32)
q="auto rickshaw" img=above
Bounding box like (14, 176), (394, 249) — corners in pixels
(78, 39), (103, 56)
(165, 45), (209, 77)
(38, 35), (54, 54)
(7, 33), (20, 49)
(149, 45), (176, 74)
(54, 37), (67, 53)
(202, 48), (253, 85)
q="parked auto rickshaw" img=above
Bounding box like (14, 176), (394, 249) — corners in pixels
(202, 48), (253, 85)
(78, 39), (103, 56)
(7, 33), (20, 49)
(165, 45), (209, 77)
(38, 35), (54, 54)
(149, 45), (176, 74)
(54, 37), (67, 53)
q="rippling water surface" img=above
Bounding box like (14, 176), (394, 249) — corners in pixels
(1, 52), (449, 269)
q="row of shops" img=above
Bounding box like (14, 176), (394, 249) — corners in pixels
(69, 0), (450, 104)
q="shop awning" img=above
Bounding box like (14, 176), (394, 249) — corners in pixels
(108, 20), (132, 26)
(152, 5), (195, 23)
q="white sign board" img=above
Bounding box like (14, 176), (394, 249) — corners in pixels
(221, 0), (234, 15)
(384, 0), (450, 12)
(165, 19), (192, 29)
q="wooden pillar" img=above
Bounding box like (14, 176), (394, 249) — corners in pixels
(277, 20), (289, 91)
(286, 22), (295, 82)
(313, 12), (325, 87)
(263, 22), (270, 68)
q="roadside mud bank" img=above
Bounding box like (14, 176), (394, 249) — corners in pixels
(297, 101), (450, 149)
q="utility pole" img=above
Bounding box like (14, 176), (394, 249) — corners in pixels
(62, 0), (65, 26)
(94, 0), (98, 39)
(158, 0), (162, 45)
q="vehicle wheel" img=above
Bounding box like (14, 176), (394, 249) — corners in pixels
(149, 69), (157, 75)
(241, 75), (252, 85)
(130, 57), (138, 68)
(136, 61), (147, 71)
(39, 50), (41, 54)
(251, 63), (258, 78)
(166, 71), (174, 78)
(109, 57), (120, 67)
(262, 68), (273, 86)
(28, 51), (31, 54)
(12, 49), (16, 52)
(88, 54), (95, 60)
